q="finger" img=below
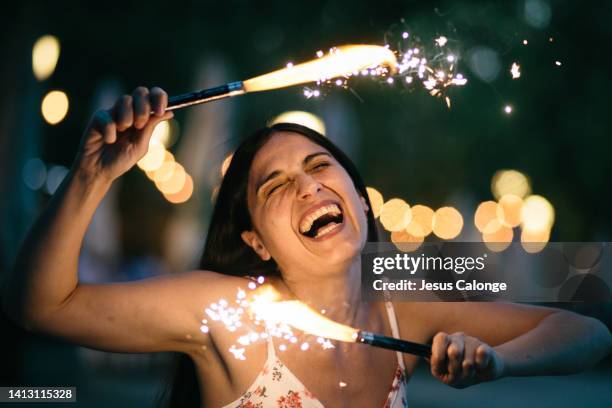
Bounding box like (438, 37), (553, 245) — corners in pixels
(150, 87), (168, 116)
(132, 86), (151, 129)
(114, 95), (134, 132)
(446, 333), (465, 380)
(430, 332), (450, 377)
(475, 343), (492, 372)
(91, 109), (117, 144)
(461, 340), (479, 380)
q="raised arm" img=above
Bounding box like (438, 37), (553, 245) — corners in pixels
(2, 87), (225, 354)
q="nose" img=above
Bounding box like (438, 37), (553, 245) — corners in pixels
(296, 173), (322, 201)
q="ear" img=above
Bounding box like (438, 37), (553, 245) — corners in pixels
(241, 230), (271, 261)
(360, 195), (370, 214)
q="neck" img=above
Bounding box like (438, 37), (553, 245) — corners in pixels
(277, 257), (367, 326)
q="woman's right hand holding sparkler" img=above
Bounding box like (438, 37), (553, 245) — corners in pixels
(74, 86), (173, 183)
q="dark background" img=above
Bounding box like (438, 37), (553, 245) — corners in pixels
(1, 0), (611, 406)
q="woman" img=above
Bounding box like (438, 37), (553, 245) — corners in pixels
(3, 86), (611, 408)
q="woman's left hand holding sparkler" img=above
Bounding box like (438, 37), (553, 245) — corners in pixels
(429, 331), (504, 388)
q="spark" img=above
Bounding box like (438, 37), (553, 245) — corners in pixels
(202, 284), (339, 361)
(435, 36), (448, 47)
(549, 37), (554, 42)
(286, 62), (294, 68)
(504, 105), (513, 114)
(555, 60), (562, 66)
(322, 339), (335, 349)
(229, 345), (246, 360)
(339, 381), (348, 388)
(522, 39), (528, 45)
(510, 62), (521, 79)
(300, 34), (468, 107)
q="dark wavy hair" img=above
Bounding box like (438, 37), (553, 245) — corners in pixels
(158, 122), (379, 407)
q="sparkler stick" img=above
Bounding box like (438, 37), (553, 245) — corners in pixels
(163, 44), (397, 111)
(356, 331), (432, 357)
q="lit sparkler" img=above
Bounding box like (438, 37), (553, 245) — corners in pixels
(201, 282), (431, 360)
(161, 45), (397, 111)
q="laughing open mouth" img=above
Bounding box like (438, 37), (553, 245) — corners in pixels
(299, 203), (344, 239)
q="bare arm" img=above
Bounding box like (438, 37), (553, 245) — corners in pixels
(400, 302), (611, 387)
(2, 87), (225, 353)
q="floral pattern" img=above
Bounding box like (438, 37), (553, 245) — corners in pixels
(277, 390), (303, 408)
(227, 301), (408, 408)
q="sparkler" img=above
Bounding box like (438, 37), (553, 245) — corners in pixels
(202, 282), (431, 360)
(163, 45), (397, 111)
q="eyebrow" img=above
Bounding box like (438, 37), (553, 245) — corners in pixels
(255, 151), (332, 196)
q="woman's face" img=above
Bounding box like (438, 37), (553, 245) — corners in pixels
(242, 131), (369, 276)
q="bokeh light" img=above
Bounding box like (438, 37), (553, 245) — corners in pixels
(155, 163), (186, 195)
(482, 219), (513, 252)
(151, 159), (178, 183)
(163, 173), (194, 204)
(150, 120), (178, 148)
(405, 204), (434, 237)
(41, 90), (69, 125)
(366, 187), (384, 219)
(491, 169), (531, 200)
(44, 165), (68, 195)
(391, 229), (424, 252)
(32, 35), (60, 81)
(379, 198), (412, 232)
(521, 227), (550, 253)
(521, 194), (555, 232)
(474, 201), (500, 233)
(497, 194), (523, 228)
(467, 46), (501, 82)
(270, 111), (326, 135)
(432, 206), (463, 239)
(22, 158), (47, 190)
(137, 141), (166, 171)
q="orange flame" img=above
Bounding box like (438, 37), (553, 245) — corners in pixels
(243, 45), (397, 92)
(249, 286), (358, 342)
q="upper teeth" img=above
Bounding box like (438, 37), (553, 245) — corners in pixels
(299, 204), (342, 234)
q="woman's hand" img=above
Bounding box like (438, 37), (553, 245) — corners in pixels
(429, 331), (505, 388)
(74, 86), (173, 182)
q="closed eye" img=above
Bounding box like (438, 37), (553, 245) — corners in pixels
(267, 183), (284, 196)
(311, 161), (330, 170)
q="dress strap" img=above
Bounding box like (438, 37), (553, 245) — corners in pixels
(384, 301), (406, 370)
